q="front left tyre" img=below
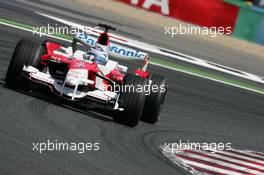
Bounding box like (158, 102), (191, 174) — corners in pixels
(5, 39), (43, 91)
(141, 74), (167, 124)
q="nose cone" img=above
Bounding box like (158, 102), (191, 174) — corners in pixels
(65, 78), (79, 86)
(65, 69), (88, 86)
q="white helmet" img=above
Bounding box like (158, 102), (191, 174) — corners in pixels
(84, 47), (108, 65)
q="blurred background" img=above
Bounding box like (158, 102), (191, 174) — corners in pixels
(117, 0), (264, 45)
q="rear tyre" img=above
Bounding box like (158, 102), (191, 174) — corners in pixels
(141, 74), (167, 124)
(5, 39), (43, 91)
(113, 73), (147, 127)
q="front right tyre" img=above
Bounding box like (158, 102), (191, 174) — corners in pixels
(5, 39), (43, 91)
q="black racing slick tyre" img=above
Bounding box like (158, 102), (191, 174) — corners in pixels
(5, 39), (43, 91)
(141, 74), (167, 124)
(113, 73), (147, 127)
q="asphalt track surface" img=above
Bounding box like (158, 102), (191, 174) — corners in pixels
(0, 1), (264, 175)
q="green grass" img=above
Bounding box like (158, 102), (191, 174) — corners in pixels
(150, 57), (264, 93)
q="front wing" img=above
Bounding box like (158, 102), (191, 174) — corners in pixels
(22, 66), (118, 103)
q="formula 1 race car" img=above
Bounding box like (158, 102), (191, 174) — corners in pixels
(5, 24), (167, 127)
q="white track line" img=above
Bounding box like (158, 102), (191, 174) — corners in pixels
(151, 62), (264, 95)
(0, 22), (71, 42)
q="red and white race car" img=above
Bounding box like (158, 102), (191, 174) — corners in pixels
(5, 24), (167, 127)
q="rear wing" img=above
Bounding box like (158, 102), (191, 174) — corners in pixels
(74, 32), (149, 71)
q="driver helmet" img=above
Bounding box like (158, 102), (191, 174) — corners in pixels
(83, 48), (108, 65)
